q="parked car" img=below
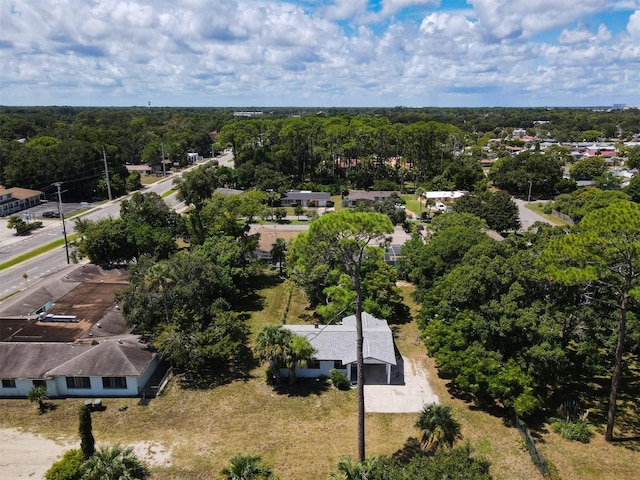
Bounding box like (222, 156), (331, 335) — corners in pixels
(42, 211), (60, 218)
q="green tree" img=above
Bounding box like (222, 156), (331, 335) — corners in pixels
(7, 215), (26, 234)
(570, 156), (606, 180)
(220, 453), (279, 480)
(290, 211), (393, 461)
(253, 325), (316, 385)
(270, 238), (287, 275)
(44, 449), (85, 480)
(273, 207), (287, 223)
(541, 200), (640, 441)
(284, 333), (317, 385)
(416, 403), (462, 454)
(81, 444), (150, 480)
(79, 405), (95, 459)
(253, 324), (290, 385)
(293, 204), (305, 220)
(27, 384), (48, 412)
(483, 190), (520, 232)
(330, 456), (380, 480)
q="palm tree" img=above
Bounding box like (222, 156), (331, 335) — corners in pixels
(220, 453), (279, 480)
(254, 324), (290, 385)
(330, 456), (379, 480)
(270, 238), (287, 275)
(416, 403), (462, 454)
(81, 444), (150, 480)
(27, 384), (48, 413)
(283, 334), (317, 385)
(253, 325), (316, 386)
(7, 215), (26, 234)
(144, 262), (174, 324)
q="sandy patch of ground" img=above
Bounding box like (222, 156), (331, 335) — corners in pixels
(128, 441), (173, 467)
(0, 428), (71, 478)
(0, 428), (172, 478)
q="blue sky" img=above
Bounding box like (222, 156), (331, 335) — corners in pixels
(0, 0), (638, 107)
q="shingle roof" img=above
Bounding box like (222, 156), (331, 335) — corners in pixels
(0, 336), (155, 379)
(281, 191), (330, 201)
(283, 313), (396, 366)
(46, 337), (155, 377)
(0, 343), (91, 379)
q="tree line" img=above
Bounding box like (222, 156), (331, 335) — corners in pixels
(2, 106), (638, 200)
(403, 198), (640, 442)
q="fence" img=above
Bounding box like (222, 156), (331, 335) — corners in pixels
(551, 210), (575, 225)
(514, 415), (559, 479)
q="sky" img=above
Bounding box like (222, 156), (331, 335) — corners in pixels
(0, 0), (639, 108)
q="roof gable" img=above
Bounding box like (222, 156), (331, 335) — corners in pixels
(46, 337), (155, 377)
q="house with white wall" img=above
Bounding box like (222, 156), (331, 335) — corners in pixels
(282, 313), (397, 384)
(0, 336), (159, 398)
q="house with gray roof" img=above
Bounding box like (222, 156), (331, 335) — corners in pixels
(0, 336), (160, 398)
(282, 313), (397, 384)
(0, 265), (163, 399)
(280, 190), (331, 207)
(343, 190), (399, 207)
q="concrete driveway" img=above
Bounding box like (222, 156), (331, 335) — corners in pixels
(364, 356), (439, 413)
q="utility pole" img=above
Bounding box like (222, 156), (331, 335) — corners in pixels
(102, 147), (112, 201)
(54, 182), (70, 264)
(161, 143), (166, 177)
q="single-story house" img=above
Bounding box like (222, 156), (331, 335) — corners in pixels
(423, 190), (468, 203)
(282, 313), (397, 384)
(125, 164), (153, 176)
(280, 190), (331, 208)
(0, 336), (160, 398)
(0, 186), (43, 217)
(0, 265), (163, 399)
(344, 190), (399, 207)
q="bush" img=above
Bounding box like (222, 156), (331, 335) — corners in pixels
(265, 366), (278, 387)
(330, 369), (351, 390)
(45, 449), (85, 480)
(550, 418), (592, 443)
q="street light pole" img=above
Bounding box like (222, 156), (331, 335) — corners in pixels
(527, 180), (533, 203)
(54, 182), (70, 264)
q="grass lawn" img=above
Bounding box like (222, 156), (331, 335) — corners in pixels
(401, 194), (422, 218)
(141, 176), (163, 186)
(1, 278), (638, 479)
(524, 202), (569, 226)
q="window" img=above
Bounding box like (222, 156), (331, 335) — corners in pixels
(66, 377), (91, 389)
(333, 360), (344, 369)
(32, 379), (46, 387)
(308, 359), (321, 369)
(2, 379), (16, 388)
(102, 377), (127, 389)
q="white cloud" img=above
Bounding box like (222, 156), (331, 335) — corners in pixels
(470, 0), (608, 39)
(628, 10), (640, 39)
(323, 0), (368, 20)
(0, 0), (636, 106)
(378, 0), (439, 18)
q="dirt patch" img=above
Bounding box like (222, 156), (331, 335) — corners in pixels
(0, 428), (172, 477)
(0, 428), (71, 478)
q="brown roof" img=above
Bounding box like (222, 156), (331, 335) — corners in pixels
(0, 186), (43, 199)
(250, 226), (301, 254)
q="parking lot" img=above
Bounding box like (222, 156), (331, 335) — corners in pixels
(10, 202), (91, 222)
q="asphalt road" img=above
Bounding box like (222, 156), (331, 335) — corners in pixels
(0, 152), (232, 302)
(514, 198), (556, 230)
